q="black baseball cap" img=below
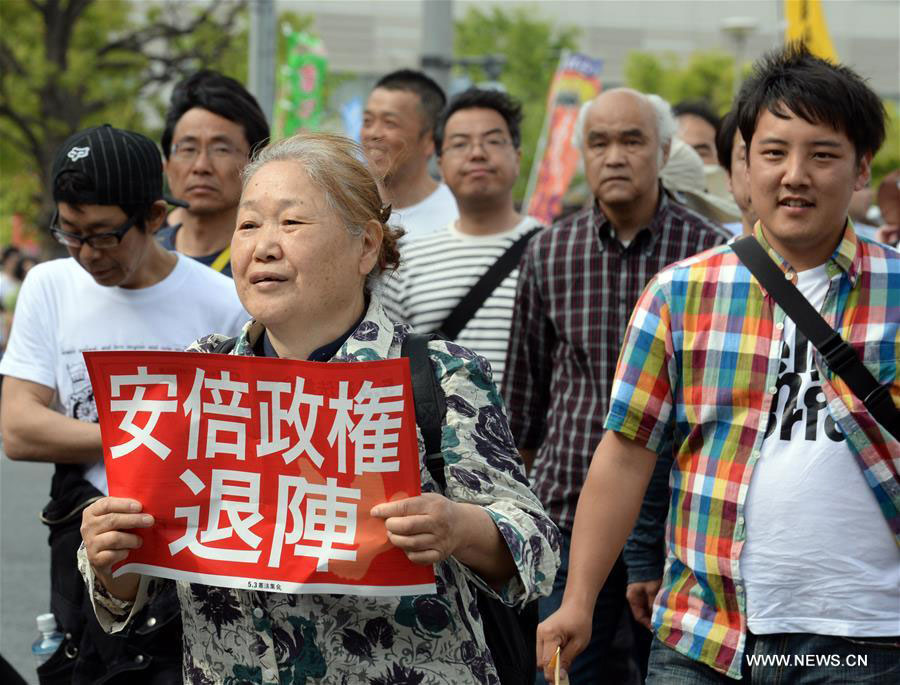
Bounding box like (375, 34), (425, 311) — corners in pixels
(52, 124), (187, 208)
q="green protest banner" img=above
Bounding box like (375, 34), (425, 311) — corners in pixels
(274, 30), (328, 138)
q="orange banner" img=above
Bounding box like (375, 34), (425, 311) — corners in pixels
(525, 53), (604, 225)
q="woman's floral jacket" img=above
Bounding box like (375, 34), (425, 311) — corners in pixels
(79, 296), (560, 684)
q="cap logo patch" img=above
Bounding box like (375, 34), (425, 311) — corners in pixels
(67, 146), (90, 162)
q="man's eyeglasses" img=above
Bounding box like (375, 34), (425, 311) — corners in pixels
(50, 211), (138, 249)
(441, 136), (512, 157)
(171, 141), (246, 162)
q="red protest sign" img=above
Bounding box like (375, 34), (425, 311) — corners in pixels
(84, 350), (434, 596)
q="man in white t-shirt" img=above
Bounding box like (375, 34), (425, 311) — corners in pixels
(0, 125), (246, 684)
(362, 69), (458, 241)
(383, 88), (541, 386)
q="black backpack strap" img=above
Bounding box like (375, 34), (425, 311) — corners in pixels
(435, 226), (542, 340)
(401, 332), (535, 684)
(731, 236), (900, 441)
(211, 336), (238, 355)
(401, 332), (447, 490)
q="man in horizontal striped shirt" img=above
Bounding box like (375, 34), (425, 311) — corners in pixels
(503, 88), (729, 682)
(383, 88), (542, 386)
(537, 47), (899, 684)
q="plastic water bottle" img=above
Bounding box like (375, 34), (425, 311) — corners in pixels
(32, 613), (63, 669)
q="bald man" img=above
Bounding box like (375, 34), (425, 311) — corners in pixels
(503, 88), (729, 682)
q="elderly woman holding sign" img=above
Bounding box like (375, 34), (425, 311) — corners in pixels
(80, 132), (559, 684)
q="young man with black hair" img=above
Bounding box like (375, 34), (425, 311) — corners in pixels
(716, 108), (757, 236)
(383, 88), (540, 385)
(673, 100), (721, 166)
(362, 69), (458, 240)
(537, 46), (899, 683)
(0, 124), (246, 683)
(158, 70), (269, 277)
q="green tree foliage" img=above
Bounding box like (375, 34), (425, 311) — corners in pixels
(0, 0), (246, 245)
(454, 7), (579, 201)
(872, 100), (899, 190)
(625, 50), (737, 114)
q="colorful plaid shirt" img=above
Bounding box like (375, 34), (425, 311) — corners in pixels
(503, 190), (729, 534)
(605, 223), (900, 678)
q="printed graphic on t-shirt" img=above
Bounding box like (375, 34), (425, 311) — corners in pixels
(764, 330), (845, 443)
(63, 344), (184, 422)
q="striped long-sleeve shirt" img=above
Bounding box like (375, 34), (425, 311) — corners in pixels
(502, 191), (729, 533)
(382, 216), (543, 387)
(605, 224), (900, 678)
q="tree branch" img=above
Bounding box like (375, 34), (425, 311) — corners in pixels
(96, 4), (220, 58)
(0, 40), (27, 76)
(63, 0), (94, 29)
(0, 103), (42, 160)
(0, 127), (37, 159)
(95, 1), (245, 87)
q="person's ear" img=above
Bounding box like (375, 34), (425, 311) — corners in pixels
(359, 218), (383, 276)
(422, 130), (436, 159)
(854, 152), (873, 192)
(659, 141), (671, 168)
(163, 157), (173, 185)
(145, 201), (168, 234)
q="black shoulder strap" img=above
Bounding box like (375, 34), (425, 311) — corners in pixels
(731, 236), (900, 440)
(435, 226), (542, 340)
(400, 333), (448, 490)
(211, 336), (238, 354)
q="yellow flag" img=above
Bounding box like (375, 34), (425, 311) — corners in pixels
(785, 0), (838, 62)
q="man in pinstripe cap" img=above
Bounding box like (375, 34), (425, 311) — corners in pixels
(1, 124), (245, 683)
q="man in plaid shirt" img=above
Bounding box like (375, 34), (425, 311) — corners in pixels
(537, 46), (899, 683)
(503, 88), (729, 681)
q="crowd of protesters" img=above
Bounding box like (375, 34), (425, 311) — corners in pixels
(0, 246), (41, 364)
(0, 41), (897, 685)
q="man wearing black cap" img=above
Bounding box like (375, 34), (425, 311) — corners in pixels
(0, 124), (246, 683)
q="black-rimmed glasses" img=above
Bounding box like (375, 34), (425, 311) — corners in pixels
(441, 135), (512, 158)
(50, 211), (139, 249)
(170, 141), (247, 162)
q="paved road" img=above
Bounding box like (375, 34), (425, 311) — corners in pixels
(0, 443), (53, 685)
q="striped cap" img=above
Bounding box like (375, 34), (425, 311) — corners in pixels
(52, 124), (186, 207)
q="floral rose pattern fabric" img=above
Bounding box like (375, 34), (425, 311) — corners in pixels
(79, 296), (560, 684)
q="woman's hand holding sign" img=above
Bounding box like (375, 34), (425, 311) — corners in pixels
(372, 494), (516, 586)
(371, 494), (461, 565)
(81, 496), (154, 601)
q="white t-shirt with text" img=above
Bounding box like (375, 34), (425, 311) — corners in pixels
(0, 255), (248, 493)
(742, 263), (900, 636)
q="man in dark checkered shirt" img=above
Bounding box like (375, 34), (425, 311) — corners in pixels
(503, 88), (729, 683)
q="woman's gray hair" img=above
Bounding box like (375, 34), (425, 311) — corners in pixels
(241, 132), (402, 278)
(571, 90), (676, 165)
